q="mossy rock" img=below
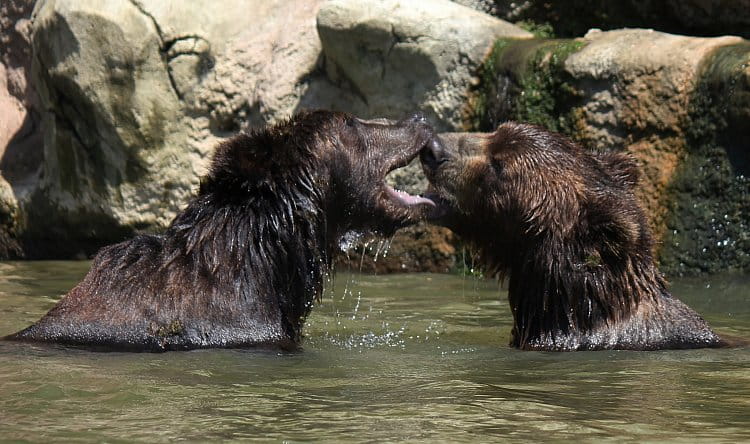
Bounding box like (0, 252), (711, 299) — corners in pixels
(468, 37), (584, 134)
(660, 42), (750, 275)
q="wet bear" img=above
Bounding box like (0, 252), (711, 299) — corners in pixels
(421, 122), (725, 351)
(6, 110), (436, 351)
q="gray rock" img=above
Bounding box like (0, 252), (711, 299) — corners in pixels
(317, 0), (532, 131)
(31, 0), (187, 246)
(26, 0), (331, 256)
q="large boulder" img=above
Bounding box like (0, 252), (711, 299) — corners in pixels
(26, 0), (328, 257)
(315, 0), (531, 272)
(563, 30), (743, 252)
(317, 0), (532, 131)
(472, 29), (750, 274)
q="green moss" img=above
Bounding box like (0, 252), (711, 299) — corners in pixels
(659, 43), (750, 275)
(515, 21), (556, 39)
(513, 40), (584, 133)
(467, 38), (512, 131)
(468, 38), (585, 134)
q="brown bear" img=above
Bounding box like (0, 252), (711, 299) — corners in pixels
(420, 122), (726, 351)
(6, 110), (437, 351)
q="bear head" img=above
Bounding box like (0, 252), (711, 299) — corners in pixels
(203, 110), (437, 239)
(420, 121), (649, 273)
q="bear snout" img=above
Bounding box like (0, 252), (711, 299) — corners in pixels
(420, 137), (450, 171)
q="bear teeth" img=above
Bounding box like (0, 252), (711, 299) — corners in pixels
(385, 185), (436, 207)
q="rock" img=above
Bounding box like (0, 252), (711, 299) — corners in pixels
(317, 0), (532, 131)
(0, 0), (38, 258)
(21, 0), (747, 274)
(0, 175), (22, 258)
(472, 29), (750, 274)
(29, 0), (187, 256)
(336, 224), (457, 274)
(564, 30), (743, 245)
(566, 30), (750, 275)
(316, 0), (531, 244)
(25, 0), (330, 257)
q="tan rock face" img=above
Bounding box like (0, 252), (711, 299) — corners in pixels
(473, 29), (750, 274)
(317, 0), (532, 131)
(0, 64), (25, 158)
(12, 1), (748, 273)
(566, 29), (742, 149)
(564, 29), (744, 248)
(26, 0), (331, 256)
(31, 0), (186, 237)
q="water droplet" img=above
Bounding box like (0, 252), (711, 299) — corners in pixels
(339, 230), (364, 253)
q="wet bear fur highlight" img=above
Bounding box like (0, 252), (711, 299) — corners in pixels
(421, 122), (725, 351)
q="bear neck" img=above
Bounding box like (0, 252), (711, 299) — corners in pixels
(494, 238), (721, 351)
(165, 167), (332, 342)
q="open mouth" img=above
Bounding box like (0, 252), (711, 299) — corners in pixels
(384, 185), (435, 207)
(382, 141), (436, 209)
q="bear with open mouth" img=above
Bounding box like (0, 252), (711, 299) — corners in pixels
(6, 110), (436, 351)
(420, 121), (726, 351)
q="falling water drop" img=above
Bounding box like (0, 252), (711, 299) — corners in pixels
(339, 230), (364, 253)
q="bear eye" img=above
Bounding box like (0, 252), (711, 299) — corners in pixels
(345, 117), (358, 127)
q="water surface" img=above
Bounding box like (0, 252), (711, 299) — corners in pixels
(1, 262), (748, 442)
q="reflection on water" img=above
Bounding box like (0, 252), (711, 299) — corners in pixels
(0, 261), (748, 442)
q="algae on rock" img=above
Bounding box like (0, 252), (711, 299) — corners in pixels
(468, 37), (584, 134)
(661, 42), (750, 274)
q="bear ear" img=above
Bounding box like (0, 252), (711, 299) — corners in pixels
(598, 152), (640, 188)
(488, 121), (527, 156)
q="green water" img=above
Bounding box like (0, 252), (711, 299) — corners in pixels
(0, 261), (748, 442)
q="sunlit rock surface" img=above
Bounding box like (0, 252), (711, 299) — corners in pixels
(24, 0), (329, 257)
(317, 0), (532, 131)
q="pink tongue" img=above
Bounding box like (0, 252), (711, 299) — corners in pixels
(386, 186), (436, 207)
